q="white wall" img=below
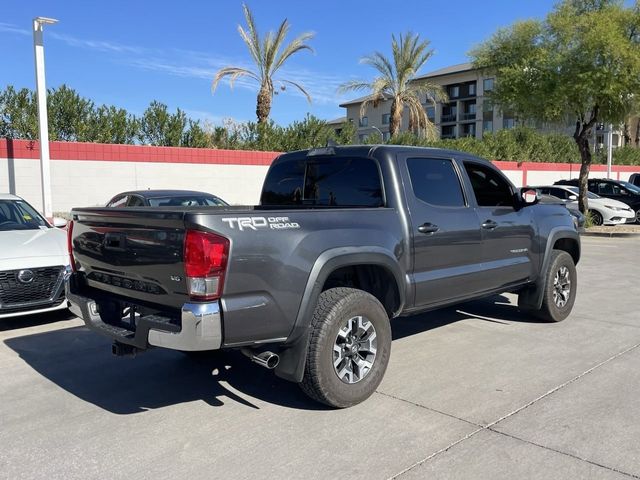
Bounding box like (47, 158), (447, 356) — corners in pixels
(0, 158), (270, 212)
(1, 156), (636, 214)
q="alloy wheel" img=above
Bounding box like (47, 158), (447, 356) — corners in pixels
(553, 266), (571, 308)
(333, 316), (377, 384)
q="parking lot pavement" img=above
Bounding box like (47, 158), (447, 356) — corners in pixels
(1, 236), (639, 479)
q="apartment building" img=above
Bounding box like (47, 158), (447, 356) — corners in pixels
(338, 62), (635, 147)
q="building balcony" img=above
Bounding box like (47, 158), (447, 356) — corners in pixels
(441, 114), (457, 123)
(460, 112), (477, 121)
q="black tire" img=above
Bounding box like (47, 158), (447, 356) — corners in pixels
(635, 208), (640, 225)
(588, 210), (603, 226)
(300, 287), (391, 408)
(536, 250), (577, 322)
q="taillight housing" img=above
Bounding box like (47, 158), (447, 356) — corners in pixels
(184, 229), (229, 300)
(67, 220), (76, 272)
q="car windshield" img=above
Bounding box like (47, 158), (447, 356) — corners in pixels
(566, 186), (599, 199)
(619, 181), (640, 194)
(0, 199), (49, 231)
(147, 195), (228, 207)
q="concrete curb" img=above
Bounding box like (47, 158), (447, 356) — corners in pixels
(581, 231), (640, 238)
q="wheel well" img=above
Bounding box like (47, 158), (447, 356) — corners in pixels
(553, 238), (580, 265)
(322, 264), (401, 317)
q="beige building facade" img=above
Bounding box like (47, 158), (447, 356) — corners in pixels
(338, 62), (637, 149)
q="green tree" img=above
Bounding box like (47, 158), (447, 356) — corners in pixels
(0, 86), (38, 139)
(212, 4), (315, 123)
(87, 105), (138, 144)
(182, 119), (211, 148)
(339, 32), (448, 139)
(47, 85), (95, 141)
(138, 101), (187, 146)
(471, 0), (640, 212)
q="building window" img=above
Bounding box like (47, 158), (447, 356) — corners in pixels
(383, 131), (391, 141)
(358, 133), (368, 142)
(448, 85), (460, 98)
(359, 116), (368, 127)
(483, 78), (494, 92)
(483, 99), (493, 112)
(426, 106), (435, 120)
(503, 117), (516, 129)
(468, 83), (476, 96)
(463, 123), (476, 137)
(381, 113), (390, 125)
(441, 125), (457, 139)
(483, 120), (493, 132)
(442, 103), (457, 123)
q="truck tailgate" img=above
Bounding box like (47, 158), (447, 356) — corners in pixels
(71, 208), (191, 310)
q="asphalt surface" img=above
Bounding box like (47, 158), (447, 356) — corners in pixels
(1, 236), (639, 479)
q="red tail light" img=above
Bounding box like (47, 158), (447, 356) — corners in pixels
(67, 220), (76, 272)
(184, 229), (229, 300)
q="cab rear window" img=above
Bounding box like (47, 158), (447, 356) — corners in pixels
(261, 157), (384, 207)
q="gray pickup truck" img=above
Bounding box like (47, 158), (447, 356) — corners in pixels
(66, 145), (580, 408)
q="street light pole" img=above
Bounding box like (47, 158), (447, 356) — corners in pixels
(33, 16), (58, 219)
(369, 126), (384, 141)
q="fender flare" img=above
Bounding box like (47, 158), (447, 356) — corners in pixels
(274, 246), (405, 383)
(519, 227), (580, 310)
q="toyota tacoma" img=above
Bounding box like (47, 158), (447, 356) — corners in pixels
(66, 145), (580, 408)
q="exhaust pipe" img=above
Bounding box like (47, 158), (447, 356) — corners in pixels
(241, 348), (279, 369)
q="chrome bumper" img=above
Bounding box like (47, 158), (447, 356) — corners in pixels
(67, 285), (222, 351)
(148, 303), (222, 351)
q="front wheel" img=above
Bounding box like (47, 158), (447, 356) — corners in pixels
(535, 250), (577, 322)
(300, 288), (391, 408)
(588, 210), (603, 226)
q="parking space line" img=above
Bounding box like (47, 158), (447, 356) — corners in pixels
(389, 341), (640, 479)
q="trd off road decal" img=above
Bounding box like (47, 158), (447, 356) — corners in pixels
(221, 216), (300, 231)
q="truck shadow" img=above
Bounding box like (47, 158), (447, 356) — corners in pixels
(4, 295), (544, 413)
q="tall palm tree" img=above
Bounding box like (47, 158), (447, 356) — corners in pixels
(340, 32), (447, 139)
(212, 4), (315, 123)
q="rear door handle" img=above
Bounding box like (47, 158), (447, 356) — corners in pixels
(418, 223), (439, 234)
(481, 220), (498, 230)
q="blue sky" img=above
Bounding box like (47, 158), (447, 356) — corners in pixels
(1, 0), (559, 126)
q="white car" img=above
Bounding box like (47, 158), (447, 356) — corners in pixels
(533, 185), (635, 226)
(0, 194), (70, 319)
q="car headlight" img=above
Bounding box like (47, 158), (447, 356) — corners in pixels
(604, 205), (622, 211)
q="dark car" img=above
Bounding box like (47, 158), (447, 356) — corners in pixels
(629, 173), (640, 188)
(554, 178), (640, 223)
(106, 190), (228, 208)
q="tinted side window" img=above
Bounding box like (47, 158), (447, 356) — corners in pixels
(127, 196), (145, 207)
(407, 158), (465, 207)
(261, 157), (383, 207)
(463, 162), (514, 207)
(549, 188), (568, 199)
(107, 195), (128, 207)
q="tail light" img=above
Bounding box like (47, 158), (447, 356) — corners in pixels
(184, 229), (229, 300)
(67, 220), (76, 272)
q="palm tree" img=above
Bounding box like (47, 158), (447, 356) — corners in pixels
(340, 32), (447, 139)
(212, 4), (315, 123)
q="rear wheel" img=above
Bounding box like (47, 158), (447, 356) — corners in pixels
(635, 208), (640, 224)
(300, 288), (391, 408)
(535, 250), (577, 322)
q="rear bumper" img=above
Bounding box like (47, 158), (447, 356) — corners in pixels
(66, 283), (222, 352)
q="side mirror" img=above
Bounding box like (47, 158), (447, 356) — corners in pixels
(52, 217), (68, 228)
(568, 195), (578, 201)
(520, 188), (539, 206)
